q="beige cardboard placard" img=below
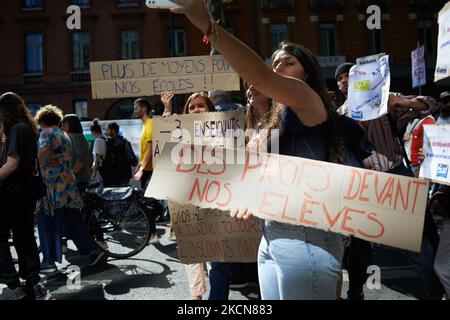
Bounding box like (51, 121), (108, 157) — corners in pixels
(146, 143), (429, 252)
(90, 55), (240, 99)
(168, 202), (262, 264)
(152, 110), (246, 164)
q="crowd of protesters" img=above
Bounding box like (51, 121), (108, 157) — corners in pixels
(1, 0), (449, 302)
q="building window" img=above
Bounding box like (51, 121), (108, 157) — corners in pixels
(70, 0), (90, 6)
(26, 102), (43, 116)
(118, 0), (139, 5)
(25, 34), (43, 74)
(417, 20), (435, 59)
(174, 29), (186, 57)
(270, 24), (288, 53)
(23, 0), (43, 9)
(72, 32), (90, 71)
(319, 23), (337, 56)
(367, 29), (383, 55)
(121, 30), (139, 60)
(74, 100), (88, 119)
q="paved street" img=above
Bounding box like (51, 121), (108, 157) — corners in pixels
(1, 221), (439, 300)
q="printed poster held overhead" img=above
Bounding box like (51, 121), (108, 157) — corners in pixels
(420, 125), (450, 185)
(435, 1), (450, 82)
(347, 54), (391, 121)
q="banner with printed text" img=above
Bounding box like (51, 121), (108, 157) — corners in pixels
(347, 54), (390, 121)
(146, 143), (429, 252)
(90, 55), (240, 99)
(420, 125), (450, 185)
(435, 1), (450, 82)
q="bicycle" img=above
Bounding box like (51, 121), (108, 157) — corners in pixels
(82, 183), (156, 259)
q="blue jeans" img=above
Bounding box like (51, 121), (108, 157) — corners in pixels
(208, 262), (232, 300)
(37, 210), (63, 266)
(258, 221), (343, 300)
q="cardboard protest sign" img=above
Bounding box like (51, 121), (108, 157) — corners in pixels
(435, 1), (450, 82)
(411, 46), (426, 88)
(146, 143), (429, 252)
(168, 202), (262, 264)
(347, 54), (391, 121)
(152, 110), (245, 163)
(90, 55), (240, 99)
(420, 125), (450, 185)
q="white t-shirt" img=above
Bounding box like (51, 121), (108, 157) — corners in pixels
(92, 137), (107, 184)
(93, 137), (107, 163)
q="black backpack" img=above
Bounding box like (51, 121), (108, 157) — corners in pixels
(99, 137), (132, 185)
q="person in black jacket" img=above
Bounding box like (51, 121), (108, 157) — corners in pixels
(0, 92), (48, 300)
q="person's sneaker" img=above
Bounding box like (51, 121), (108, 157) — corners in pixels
(229, 281), (249, 289)
(149, 234), (160, 245)
(89, 251), (108, 267)
(40, 263), (58, 274)
(29, 283), (50, 300)
(168, 230), (176, 241)
(230, 272), (249, 289)
(135, 236), (147, 245)
(0, 286), (27, 300)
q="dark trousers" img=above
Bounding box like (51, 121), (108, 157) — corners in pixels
(141, 170), (153, 190)
(390, 164), (444, 298)
(0, 195), (40, 288)
(343, 238), (374, 298)
(141, 171), (156, 236)
(209, 262), (232, 300)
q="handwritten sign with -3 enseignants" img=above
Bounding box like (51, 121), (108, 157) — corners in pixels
(152, 110), (245, 164)
(146, 143), (430, 252)
(89, 55), (240, 99)
(168, 202), (262, 264)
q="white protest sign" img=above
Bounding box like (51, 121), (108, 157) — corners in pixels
(89, 55), (240, 99)
(347, 54), (390, 121)
(435, 2), (450, 82)
(168, 202), (261, 264)
(146, 143), (429, 252)
(420, 125), (450, 185)
(152, 110), (245, 163)
(412, 46), (427, 88)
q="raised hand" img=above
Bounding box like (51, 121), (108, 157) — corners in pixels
(161, 91), (174, 115)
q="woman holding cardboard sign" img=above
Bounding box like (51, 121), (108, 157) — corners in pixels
(169, 0), (372, 300)
(161, 91), (215, 300)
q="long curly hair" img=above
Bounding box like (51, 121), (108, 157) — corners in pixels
(265, 42), (347, 164)
(0, 92), (38, 135)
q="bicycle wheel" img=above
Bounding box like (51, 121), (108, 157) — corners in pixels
(87, 208), (151, 259)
